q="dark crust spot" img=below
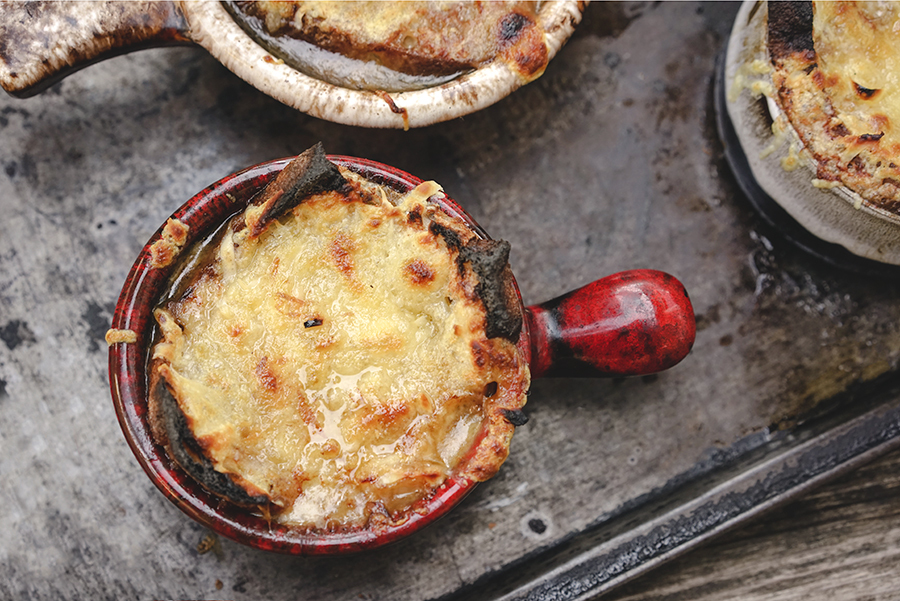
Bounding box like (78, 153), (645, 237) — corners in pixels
(768, 1), (814, 62)
(859, 132), (885, 142)
(499, 12), (529, 43)
(829, 121), (852, 137)
(404, 258), (435, 285)
(428, 221), (463, 251)
(471, 340), (488, 368)
(496, 11), (547, 78)
(501, 408), (528, 427)
(854, 82), (880, 100)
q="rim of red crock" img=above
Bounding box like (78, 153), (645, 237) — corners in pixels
(107, 155), (524, 554)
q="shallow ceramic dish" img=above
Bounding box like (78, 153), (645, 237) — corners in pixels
(722, 0), (900, 266)
(0, 0), (584, 129)
(108, 154), (696, 554)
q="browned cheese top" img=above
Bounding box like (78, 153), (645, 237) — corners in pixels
(151, 170), (529, 531)
(770, 1), (900, 213)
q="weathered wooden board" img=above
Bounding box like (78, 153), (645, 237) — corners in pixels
(603, 445), (900, 601)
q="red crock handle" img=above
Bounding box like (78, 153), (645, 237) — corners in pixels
(524, 269), (696, 378)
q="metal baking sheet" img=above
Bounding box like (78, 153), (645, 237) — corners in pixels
(3, 2), (900, 599)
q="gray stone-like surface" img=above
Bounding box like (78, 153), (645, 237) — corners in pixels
(2, 2), (899, 599)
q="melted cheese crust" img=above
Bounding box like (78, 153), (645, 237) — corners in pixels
(770, 1), (900, 212)
(243, 1), (548, 82)
(152, 171), (528, 530)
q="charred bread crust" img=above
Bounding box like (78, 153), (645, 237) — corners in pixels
(459, 239), (523, 342)
(245, 143), (347, 239)
(147, 146), (529, 528)
(149, 371), (270, 506)
(767, 1), (813, 61)
(427, 220), (523, 343)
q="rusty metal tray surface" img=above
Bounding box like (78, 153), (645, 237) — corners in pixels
(2, 2), (900, 599)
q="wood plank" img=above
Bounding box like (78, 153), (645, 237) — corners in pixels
(603, 446), (900, 601)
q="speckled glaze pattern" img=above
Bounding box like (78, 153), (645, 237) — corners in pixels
(108, 156), (695, 554)
(0, 0), (585, 127)
(0, 1), (189, 97)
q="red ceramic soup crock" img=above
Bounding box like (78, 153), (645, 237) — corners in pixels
(108, 155), (696, 554)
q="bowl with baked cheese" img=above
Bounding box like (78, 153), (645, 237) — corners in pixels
(107, 144), (696, 554)
(721, 0), (900, 269)
(0, 1), (585, 129)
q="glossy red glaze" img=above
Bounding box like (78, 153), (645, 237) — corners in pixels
(109, 156), (490, 555)
(108, 155), (695, 555)
(523, 270), (696, 378)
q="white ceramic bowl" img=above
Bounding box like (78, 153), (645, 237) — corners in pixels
(0, 0), (585, 129)
(722, 0), (900, 265)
